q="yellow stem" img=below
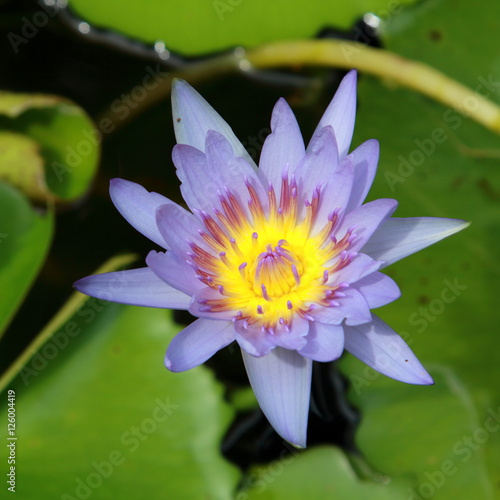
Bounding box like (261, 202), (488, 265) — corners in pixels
(245, 40), (500, 134)
(99, 39), (500, 136)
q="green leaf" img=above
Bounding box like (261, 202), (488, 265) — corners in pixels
(342, 364), (498, 499)
(238, 446), (413, 499)
(0, 131), (51, 202)
(3, 303), (240, 499)
(0, 91), (99, 202)
(0, 182), (53, 336)
(67, 0), (417, 56)
(339, 0), (500, 496)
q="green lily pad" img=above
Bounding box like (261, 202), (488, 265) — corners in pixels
(0, 182), (53, 336)
(68, 0), (417, 56)
(2, 303), (240, 499)
(338, 0), (500, 496)
(342, 364), (498, 499)
(238, 446), (413, 499)
(0, 91), (99, 202)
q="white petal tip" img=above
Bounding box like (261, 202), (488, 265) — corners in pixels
(164, 354), (185, 373)
(382, 364), (434, 386)
(440, 218), (470, 234)
(387, 369), (434, 386)
(416, 371), (434, 386)
(272, 425), (307, 449)
(391, 358), (435, 386)
(171, 78), (188, 93)
(164, 356), (173, 370)
(285, 437), (307, 449)
(344, 68), (358, 84)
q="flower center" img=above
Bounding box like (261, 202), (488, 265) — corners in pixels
(249, 241), (302, 298)
(189, 174), (356, 331)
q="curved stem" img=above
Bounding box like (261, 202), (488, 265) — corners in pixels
(98, 40), (500, 136)
(246, 40), (500, 134)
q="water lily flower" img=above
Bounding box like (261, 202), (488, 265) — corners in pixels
(75, 70), (468, 448)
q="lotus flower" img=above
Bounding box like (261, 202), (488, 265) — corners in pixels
(75, 71), (467, 447)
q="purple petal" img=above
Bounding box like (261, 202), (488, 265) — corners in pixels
(344, 314), (433, 385)
(268, 315), (310, 350)
(172, 143), (210, 213)
(109, 178), (172, 249)
(337, 198), (398, 251)
(299, 322), (344, 362)
(241, 347), (312, 447)
(173, 132), (264, 215)
(189, 287), (237, 320)
(165, 318), (235, 372)
(205, 131), (266, 211)
(311, 154), (355, 234)
(344, 139), (379, 212)
(309, 70), (357, 159)
(361, 217), (470, 268)
(146, 250), (203, 295)
(234, 321), (276, 357)
(313, 287), (372, 326)
(156, 203), (207, 257)
(74, 267), (190, 309)
(328, 253), (381, 286)
(171, 79), (256, 168)
(259, 98), (306, 188)
(352, 272), (401, 308)
(294, 125), (338, 202)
